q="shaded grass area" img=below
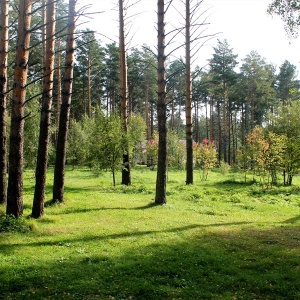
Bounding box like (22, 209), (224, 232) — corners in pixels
(1, 166), (300, 299)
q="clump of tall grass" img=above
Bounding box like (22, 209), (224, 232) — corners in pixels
(0, 214), (33, 233)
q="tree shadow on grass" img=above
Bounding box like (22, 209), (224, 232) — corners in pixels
(1, 225), (299, 300)
(0, 222), (251, 252)
(284, 215), (300, 224)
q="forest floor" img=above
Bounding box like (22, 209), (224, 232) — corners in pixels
(0, 166), (300, 299)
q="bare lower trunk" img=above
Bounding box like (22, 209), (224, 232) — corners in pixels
(155, 0), (167, 205)
(185, 0), (193, 185)
(32, 0), (56, 218)
(119, 0), (130, 185)
(6, 0), (32, 217)
(0, 0), (8, 205)
(55, 40), (62, 140)
(52, 0), (76, 203)
(87, 52), (91, 117)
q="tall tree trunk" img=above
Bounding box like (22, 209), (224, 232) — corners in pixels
(185, 0), (193, 184)
(52, 0), (76, 203)
(241, 103), (245, 146)
(210, 96), (214, 142)
(119, 0), (130, 185)
(155, 0), (167, 205)
(194, 98), (198, 142)
(42, 0), (47, 65)
(87, 51), (91, 117)
(145, 84), (150, 140)
(150, 101), (154, 138)
(32, 0), (56, 218)
(55, 40), (62, 141)
(0, 0), (8, 205)
(6, 0), (32, 217)
(205, 98), (209, 139)
(217, 100), (222, 164)
(170, 95), (174, 130)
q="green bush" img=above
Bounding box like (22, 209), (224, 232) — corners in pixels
(0, 214), (31, 233)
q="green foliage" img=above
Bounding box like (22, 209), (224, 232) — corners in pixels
(167, 130), (185, 169)
(195, 139), (218, 180)
(0, 214), (30, 233)
(146, 133), (158, 169)
(241, 126), (287, 186)
(23, 90), (42, 168)
(67, 119), (89, 167)
(220, 161), (231, 175)
(268, 0), (300, 38)
(275, 60), (300, 104)
(209, 39), (238, 91)
(90, 111), (124, 186)
(267, 101), (300, 185)
(128, 114), (146, 166)
(240, 51), (276, 128)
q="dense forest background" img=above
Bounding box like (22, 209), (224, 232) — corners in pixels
(2, 0), (300, 218)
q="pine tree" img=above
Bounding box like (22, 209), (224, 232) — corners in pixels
(0, 0), (8, 205)
(6, 0), (32, 217)
(32, 0), (56, 218)
(52, 0), (76, 203)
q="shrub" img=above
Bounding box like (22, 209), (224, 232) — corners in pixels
(0, 214), (31, 233)
(220, 161), (231, 175)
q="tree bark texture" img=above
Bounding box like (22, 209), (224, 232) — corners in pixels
(119, 0), (131, 185)
(52, 0), (76, 203)
(6, 0), (32, 217)
(32, 0), (56, 218)
(55, 40), (62, 140)
(185, 0), (193, 185)
(0, 0), (8, 205)
(155, 0), (167, 205)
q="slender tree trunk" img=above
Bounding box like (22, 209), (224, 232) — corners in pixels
(228, 111), (231, 165)
(170, 96), (174, 130)
(87, 51), (91, 117)
(217, 100), (221, 164)
(205, 98), (208, 138)
(6, 0), (32, 217)
(119, 0), (130, 185)
(155, 0), (167, 205)
(210, 96), (214, 142)
(241, 103), (245, 146)
(185, 0), (193, 184)
(176, 98), (181, 134)
(32, 0), (56, 218)
(145, 84), (150, 140)
(52, 0), (76, 203)
(150, 101), (154, 138)
(0, 0), (8, 205)
(42, 0), (47, 65)
(55, 40), (62, 141)
(194, 98), (199, 142)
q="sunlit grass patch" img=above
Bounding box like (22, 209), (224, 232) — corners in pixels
(0, 167), (300, 299)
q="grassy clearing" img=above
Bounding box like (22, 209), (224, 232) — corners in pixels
(1, 166), (300, 299)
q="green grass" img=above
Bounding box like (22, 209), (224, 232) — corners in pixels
(1, 166), (300, 299)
